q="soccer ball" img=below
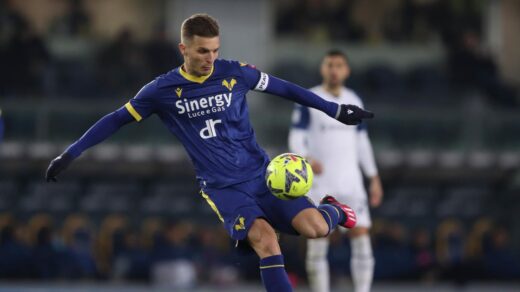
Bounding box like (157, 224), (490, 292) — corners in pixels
(265, 153), (313, 200)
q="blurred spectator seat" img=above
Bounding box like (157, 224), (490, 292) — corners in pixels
(270, 60), (319, 89)
(141, 183), (196, 216)
(18, 181), (80, 213)
(27, 142), (58, 160)
(406, 65), (451, 103)
(437, 185), (490, 218)
(123, 145), (154, 163)
(0, 142), (25, 159)
(80, 183), (140, 213)
(376, 185), (439, 221)
(364, 64), (405, 100)
(0, 181), (18, 211)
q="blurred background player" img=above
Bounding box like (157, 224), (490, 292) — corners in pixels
(289, 50), (383, 292)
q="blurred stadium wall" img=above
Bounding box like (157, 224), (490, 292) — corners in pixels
(1, 0), (520, 291)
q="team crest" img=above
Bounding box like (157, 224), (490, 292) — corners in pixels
(234, 216), (246, 231)
(222, 79), (237, 91)
(175, 87), (182, 98)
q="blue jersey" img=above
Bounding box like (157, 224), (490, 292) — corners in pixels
(125, 59), (271, 188)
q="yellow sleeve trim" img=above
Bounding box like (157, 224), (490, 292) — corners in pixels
(260, 264), (285, 269)
(125, 102), (142, 122)
(200, 190), (224, 222)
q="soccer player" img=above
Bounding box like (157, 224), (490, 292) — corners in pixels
(289, 50), (383, 292)
(45, 14), (374, 292)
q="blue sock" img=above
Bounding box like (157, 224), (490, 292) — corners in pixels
(318, 204), (345, 234)
(259, 254), (292, 292)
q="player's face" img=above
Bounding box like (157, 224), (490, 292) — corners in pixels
(179, 35), (220, 76)
(320, 55), (350, 88)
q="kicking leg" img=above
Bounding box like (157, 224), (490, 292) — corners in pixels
(291, 208), (330, 238)
(349, 227), (374, 292)
(248, 218), (292, 292)
(292, 195), (357, 238)
(306, 237), (330, 292)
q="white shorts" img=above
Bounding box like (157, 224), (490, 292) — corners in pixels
(308, 187), (372, 229)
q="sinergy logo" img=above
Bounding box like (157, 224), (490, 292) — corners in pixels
(176, 93), (232, 118)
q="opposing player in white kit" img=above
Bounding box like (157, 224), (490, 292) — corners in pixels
(288, 50), (383, 292)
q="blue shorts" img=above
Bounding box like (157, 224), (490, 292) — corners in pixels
(200, 175), (316, 240)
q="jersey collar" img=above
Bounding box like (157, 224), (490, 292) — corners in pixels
(179, 64), (214, 84)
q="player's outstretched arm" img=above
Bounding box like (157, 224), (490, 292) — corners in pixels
(45, 107), (134, 182)
(263, 76), (374, 125)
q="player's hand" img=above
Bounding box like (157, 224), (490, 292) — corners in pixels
(336, 104), (374, 125)
(307, 158), (323, 175)
(369, 176), (383, 207)
(45, 152), (74, 182)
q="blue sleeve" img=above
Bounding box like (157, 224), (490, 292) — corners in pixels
(125, 80), (160, 122)
(65, 107), (134, 158)
(233, 61), (338, 117)
(291, 104), (310, 129)
(262, 75), (339, 118)
(238, 62), (261, 89)
(63, 81), (159, 158)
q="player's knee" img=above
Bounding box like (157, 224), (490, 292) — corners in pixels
(314, 222), (330, 239)
(248, 218), (280, 257)
(259, 236), (280, 257)
(293, 209), (330, 239)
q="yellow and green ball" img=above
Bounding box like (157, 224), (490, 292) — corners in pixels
(265, 153), (314, 200)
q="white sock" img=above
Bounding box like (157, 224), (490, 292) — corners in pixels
(306, 238), (330, 292)
(350, 235), (374, 292)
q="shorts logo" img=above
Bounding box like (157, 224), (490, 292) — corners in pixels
(175, 87), (182, 98)
(234, 216), (246, 231)
(200, 118), (222, 139)
(222, 79), (237, 91)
